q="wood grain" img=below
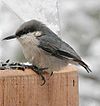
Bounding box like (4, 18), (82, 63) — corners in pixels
(0, 65), (79, 106)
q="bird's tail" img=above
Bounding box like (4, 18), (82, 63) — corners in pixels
(74, 59), (92, 73)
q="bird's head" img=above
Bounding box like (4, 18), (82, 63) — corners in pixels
(2, 20), (48, 41)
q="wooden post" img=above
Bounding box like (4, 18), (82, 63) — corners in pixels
(0, 65), (79, 106)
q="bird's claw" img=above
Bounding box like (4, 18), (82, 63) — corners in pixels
(32, 66), (48, 86)
(47, 72), (53, 80)
(40, 74), (46, 86)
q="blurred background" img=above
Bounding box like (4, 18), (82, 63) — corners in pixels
(0, 0), (100, 105)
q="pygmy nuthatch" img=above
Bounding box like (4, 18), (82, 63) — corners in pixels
(3, 20), (92, 83)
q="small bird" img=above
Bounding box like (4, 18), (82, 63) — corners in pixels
(3, 20), (92, 84)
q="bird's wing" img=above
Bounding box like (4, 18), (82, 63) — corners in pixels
(37, 33), (81, 60)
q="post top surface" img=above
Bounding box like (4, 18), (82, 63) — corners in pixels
(0, 65), (78, 77)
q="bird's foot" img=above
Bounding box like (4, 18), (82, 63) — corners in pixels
(47, 72), (54, 80)
(31, 66), (48, 86)
(50, 71), (53, 77)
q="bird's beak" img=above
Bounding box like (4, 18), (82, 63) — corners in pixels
(2, 35), (17, 40)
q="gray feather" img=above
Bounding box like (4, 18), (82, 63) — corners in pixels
(37, 30), (81, 60)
